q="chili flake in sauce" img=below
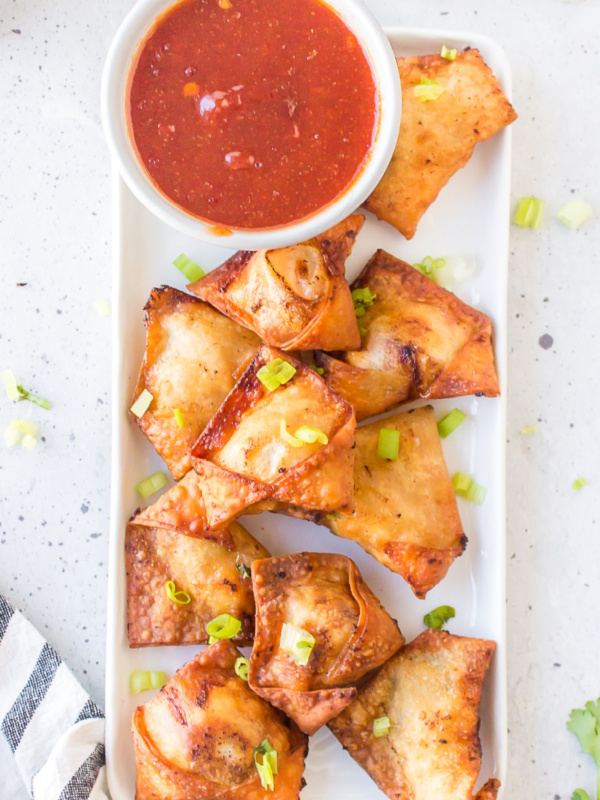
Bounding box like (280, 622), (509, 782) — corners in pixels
(127, 0), (378, 229)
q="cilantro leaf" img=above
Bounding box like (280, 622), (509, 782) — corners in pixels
(423, 605), (455, 631)
(567, 699), (600, 800)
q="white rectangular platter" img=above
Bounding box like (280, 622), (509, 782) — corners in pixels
(106, 26), (512, 800)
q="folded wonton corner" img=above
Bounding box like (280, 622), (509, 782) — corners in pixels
(191, 345), (356, 529)
(133, 640), (308, 800)
(249, 552), (405, 734)
(328, 628), (497, 800)
(364, 48), (517, 239)
(126, 471), (269, 647)
(130, 286), (261, 480)
(320, 406), (465, 597)
(187, 215), (364, 351)
(316, 250), (499, 421)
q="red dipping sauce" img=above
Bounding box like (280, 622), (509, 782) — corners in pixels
(127, 0), (378, 230)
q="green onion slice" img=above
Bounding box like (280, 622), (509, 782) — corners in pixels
(514, 197), (545, 229)
(520, 424), (538, 435)
(130, 389), (154, 419)
(280, 622), (315, 666)
(135, 470), (168, 498)
(414, 80), (446, 101)
(206, 613), (242, 644)
(130, 670), (168, 694)
(308, 362), (324, 375)
(423, 605), (456, 630)
(437, 409), (466, 438)
(174, 253), (205, 283)
(452, 472), (487, 504)
(254, 739), (278, 791)
(440, 45), (457, 60)
(165, 580), (192, 605)
(92, 300), (112, 317)
(21, 433), (38, 451)
(173, 408), (184, 427)
(373, 716), (391, 738)
(557, 198), (593, 230)
(2, 370), (22, 401)
(235, 656), (250, 681)
(572, 477), (588, 492)
(235, 553), (252, 580)
(9, 418), (37, 437)
(280, 419), (328, 447)
(257, 358), (296, 392)
(377, 428), (400, 461)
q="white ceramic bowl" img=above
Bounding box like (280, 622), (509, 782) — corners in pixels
(101, 0), (401, 250)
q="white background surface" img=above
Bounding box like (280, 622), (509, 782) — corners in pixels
(1, 1), (599, 799)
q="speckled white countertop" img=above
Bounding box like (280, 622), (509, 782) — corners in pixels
(1, 1), (599, 798)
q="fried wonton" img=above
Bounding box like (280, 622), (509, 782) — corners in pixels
(133, 640), (308, 800)
(319, 406), (465, 597)
(316, 250), (500, 420)
(475, 780), (501, 800)
(249, 553), (404, 735)
(130, 286), (261, 479)
(126, 471), (269, 647)
(328, 629), (497, 800)
(191, 345), (356, 529)
(364, 49), (517, 239)
(187, 215), (364, 352)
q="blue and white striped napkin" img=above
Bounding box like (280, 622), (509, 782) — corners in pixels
(0, 595), (109, 800)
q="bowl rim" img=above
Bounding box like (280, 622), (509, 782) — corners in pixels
(101, 0), (401, 250)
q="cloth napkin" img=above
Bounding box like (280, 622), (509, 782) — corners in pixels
(0, 595), (109, 800)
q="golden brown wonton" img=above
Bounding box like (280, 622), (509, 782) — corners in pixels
(319, 406), (465, 598)
(249, 553), (404, 735)
(364, 49), (517, 239)
(475, 780), (501, 800)
(316, 250), (500, 421)
(191, 345), (356, 529)
(133, 640), (308, 800)
(187, 215), (363, 352)
(328, 629), (497, 800)
(130, 286), (261, 479)
(126, 471), (269, 647)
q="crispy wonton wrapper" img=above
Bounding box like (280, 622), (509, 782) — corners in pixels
(130, 286), (261, 479)
(316, 250), (499, 420)
(191, 345), (356, 529)
(364, 49), (517, 239)
(319, 406), (465, 598)
(126, 471), (269, 647)
(328, 629), (497, 800)
(249, 553), (404, 735)
(187, 215), (364, 351)
(133, 640), (308, 800)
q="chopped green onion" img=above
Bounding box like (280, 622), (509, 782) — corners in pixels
(2, 370), (22, 401)
(557, 198), (593, 230)
(572, 477), (588, 492)
(437, 409), (466, 438)
(414, 79), (446, 101)
(130, 670), (168, 694)
(280, 419), (328, 447)
(520, 424), (538, 435)
(514, 197), (545, 229)
(373, 716), (391, 738)
(352, 287), (376, 336)
(257, 358), (296, 392)
(135, 470), (168, 498)
(17, 387), (50, 410)
(280, 622), (315, 666)
(130, 389), (153, 418)
(423, 605), (456, 630)
(235, 553), (252, 580)
(254, 739), (278, 791)
(452, 472), (487, 504)
(206, 613), (242, 644)
(280, 419), (304, 447)
(173, 253), (205, 283)
(92, 300), (112, 317)
(173, 408), (184, 427)
(21, 433), (38, 451)
(165, 580), (191, 605)
(9, 419), (37, 437)
(440, 45), (457, 60)
(377, 428), (400, 461)
(308, 362), (324, 375)
(235, 656), (249, 681)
